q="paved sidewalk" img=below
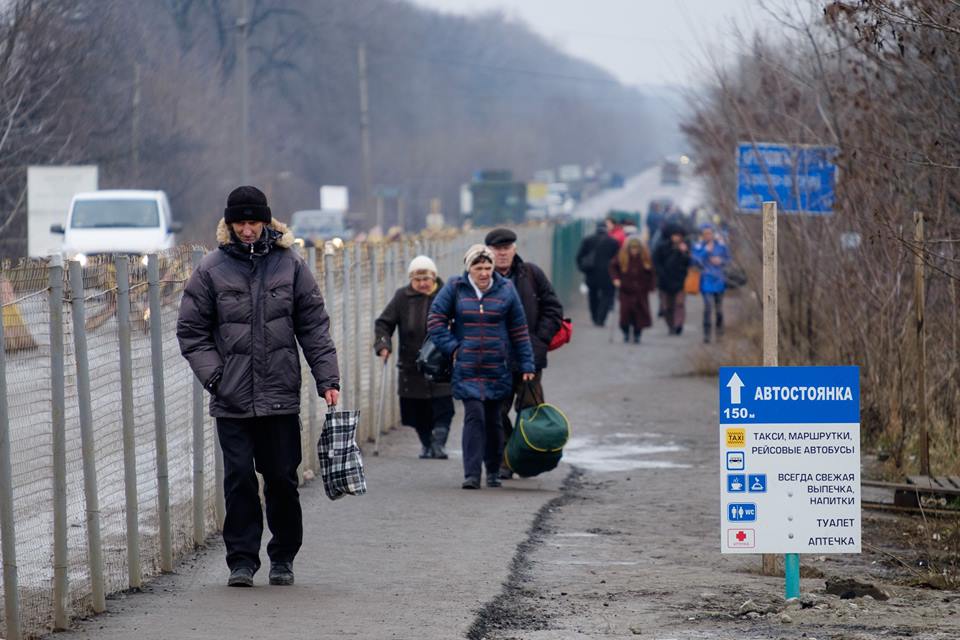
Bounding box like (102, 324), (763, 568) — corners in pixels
(52, 393), (564, 639)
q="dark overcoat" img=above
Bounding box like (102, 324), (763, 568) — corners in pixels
(609, 253), (655, 329)
(504, 255), (563, 370)
(373, 279), (452, 399)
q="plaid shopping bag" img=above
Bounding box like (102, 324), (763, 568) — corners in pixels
(317, 409), (367, 500)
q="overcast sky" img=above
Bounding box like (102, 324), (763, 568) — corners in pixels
(409, 0), (784, 89)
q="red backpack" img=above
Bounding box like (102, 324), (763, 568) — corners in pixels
(548, 318), (573, 351)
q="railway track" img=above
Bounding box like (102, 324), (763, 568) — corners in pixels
(862, 478), (960, 517)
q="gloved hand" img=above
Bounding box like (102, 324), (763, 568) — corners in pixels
(204, 368), (223, 395)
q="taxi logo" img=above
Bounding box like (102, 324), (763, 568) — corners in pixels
(725, 428), (745, 448)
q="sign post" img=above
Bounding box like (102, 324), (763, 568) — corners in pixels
(720, 366), (861, 597)
(761, 201), (779, 579)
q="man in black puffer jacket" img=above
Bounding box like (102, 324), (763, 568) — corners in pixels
(485, 228), (563, 480)
(177, 185), (339, 588)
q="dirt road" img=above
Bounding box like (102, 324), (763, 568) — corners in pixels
(473, 298), (960, 640)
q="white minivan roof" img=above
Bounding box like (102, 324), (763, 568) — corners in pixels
(73, 190), (164, 201)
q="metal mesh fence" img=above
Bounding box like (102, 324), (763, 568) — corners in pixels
(0, 225), (559, 639)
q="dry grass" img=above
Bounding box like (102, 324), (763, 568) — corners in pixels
(686, 289), (762, 377)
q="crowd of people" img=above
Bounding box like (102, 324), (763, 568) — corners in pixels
(175, 184), (726, 588)
(577, 213), (731, 343)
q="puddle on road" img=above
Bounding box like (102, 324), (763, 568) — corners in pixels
(564, 432), (689, 472)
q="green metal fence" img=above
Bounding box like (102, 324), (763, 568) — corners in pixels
(551, 218), (587, 309)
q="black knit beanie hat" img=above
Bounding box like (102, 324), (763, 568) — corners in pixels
(224, 185), (272, 224)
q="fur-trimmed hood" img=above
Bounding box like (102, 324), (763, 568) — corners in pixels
(216, 218), (295, 249)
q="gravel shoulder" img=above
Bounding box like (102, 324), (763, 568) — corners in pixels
(474, 298), (960, 640)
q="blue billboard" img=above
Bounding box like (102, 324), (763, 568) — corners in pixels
(737, 142), (838, 215)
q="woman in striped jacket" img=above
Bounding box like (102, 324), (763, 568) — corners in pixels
(428, 244), (535, 489)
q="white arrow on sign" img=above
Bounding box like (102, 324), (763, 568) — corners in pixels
(727, 372), (745, 405)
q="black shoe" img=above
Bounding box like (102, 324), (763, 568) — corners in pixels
(486, 474), (502, 488)
(419, 446), (434, 459)
(269, 562), (294, 586)
(499, 468), (514, 480)
(674, 326), (683, 336)
(227, 566), (255, 587)
(431, 444), (448, 459)
(462, 476), (481, 490)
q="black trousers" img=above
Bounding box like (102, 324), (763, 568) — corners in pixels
(461, 399), (503, 480)
(588, 286), (615, 326)
(400, 396), (455, 448)
(216, 414), (303, 571)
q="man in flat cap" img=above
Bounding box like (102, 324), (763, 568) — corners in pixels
(485, 227), (563, 479)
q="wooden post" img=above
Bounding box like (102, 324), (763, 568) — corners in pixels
(761, 201), (779, 577)
(914, 211), (930, 476)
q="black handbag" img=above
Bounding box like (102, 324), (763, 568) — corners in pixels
(416, 336), (452, 383)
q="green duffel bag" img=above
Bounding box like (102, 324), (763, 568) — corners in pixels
(503, 384), (571, 478)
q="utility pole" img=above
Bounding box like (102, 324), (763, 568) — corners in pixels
(237, 0), (250, 184)
(357, 43), (373, 228)
(131, 62), (141, 184)
(914, 211), (930, 476)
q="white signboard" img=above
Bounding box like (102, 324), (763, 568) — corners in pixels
(27, 165), (98, 257)
(719, 366), (861, 554)
(320, 185), (349, 212)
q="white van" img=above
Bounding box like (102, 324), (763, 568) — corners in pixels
(50, 190), (182, 265)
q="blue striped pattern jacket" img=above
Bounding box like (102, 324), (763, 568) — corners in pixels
(427, 272), (535, 401)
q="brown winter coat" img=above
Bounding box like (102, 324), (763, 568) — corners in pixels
(373, 280), (452, 399)
(609, 249), (655, 330)
(177, 219), (339, 418)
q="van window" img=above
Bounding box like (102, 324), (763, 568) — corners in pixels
(71, 200), (160, 229)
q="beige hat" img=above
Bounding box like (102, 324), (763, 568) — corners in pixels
(463, 244), (494, 267)
(407, 255), (438, 277)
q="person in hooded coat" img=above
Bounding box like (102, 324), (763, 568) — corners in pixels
(177, 185), (339, 588)
(609, 236), (655, 343)
(373, 255), (454, 459)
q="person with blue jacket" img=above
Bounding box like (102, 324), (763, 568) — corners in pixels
(691, 224), (730, 343)
(428, 244), (536, 490)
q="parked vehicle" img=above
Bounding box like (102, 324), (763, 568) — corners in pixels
(50, 190), (181, 265)
(290, 209), (354, 246)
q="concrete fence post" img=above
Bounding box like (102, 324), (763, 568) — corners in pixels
(324, 250), (335, 417)
(369, 245), (379, 436)
(386, 245), (397, 429)
(49, 256), (70, 628)
(147, 254), (173, 572)
(0, 270), (22, 640)
(306, 245), (319, 470)
(115, 256), (142, 587)
(68, 260), (106, 612)
(340, 248), (352, 410)
(352, 243), (364, 438)
(189, 250), (206, 546)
